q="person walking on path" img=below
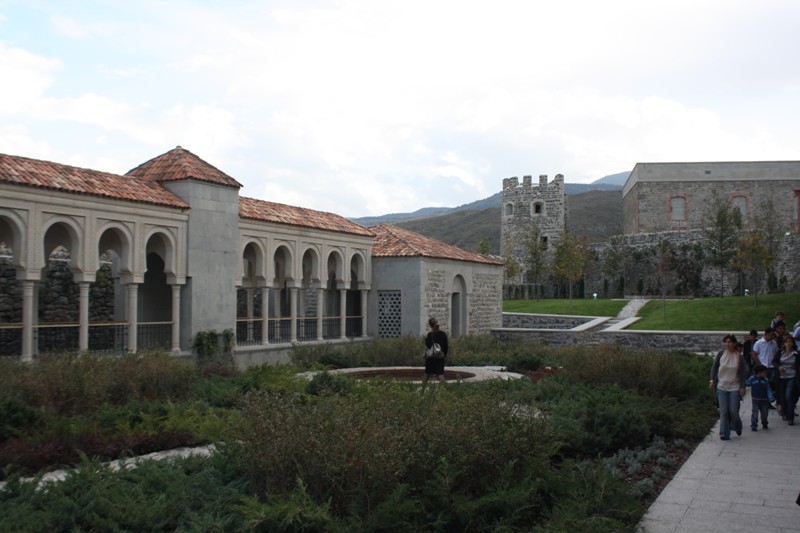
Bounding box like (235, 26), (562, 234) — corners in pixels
(752, 327), (780, 406)
(422, 317), (448, 391)
(774, 335), (799, 425)
(710, 334), (748, 440)
(745, 364), (773, 431)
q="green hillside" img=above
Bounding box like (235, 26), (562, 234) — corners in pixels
(393, 189), (622, 255)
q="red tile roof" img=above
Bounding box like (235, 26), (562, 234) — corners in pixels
(370, 224), (503, 265)
(239, 196), (374, 237)
(126, 146), (242, 189)
(0, 153), (189, 208)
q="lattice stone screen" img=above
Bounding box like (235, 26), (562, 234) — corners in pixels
(377, 290), (402, 338)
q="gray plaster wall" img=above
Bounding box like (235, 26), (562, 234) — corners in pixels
(369, 256), (422, 336)
(164, 181), (239, 349)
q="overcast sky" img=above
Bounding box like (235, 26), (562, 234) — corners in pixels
(1, 1), (799, 218)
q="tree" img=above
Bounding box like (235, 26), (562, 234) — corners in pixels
(551, 231), (590, 310)
(602, 235), (629, 297)
(754, 197), (782, 291)
(522, 223), (548, 300)
(702, 197), (742, 298)
(476, 237), (491, 255)
(653, 239), (676, 319)
(731, 229), (774, 307)
(502, 231), (521, 282)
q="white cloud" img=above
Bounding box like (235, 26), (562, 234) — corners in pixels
(1, 1), (800, 217)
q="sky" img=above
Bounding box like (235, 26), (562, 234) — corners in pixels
(1, 1), (799, 218)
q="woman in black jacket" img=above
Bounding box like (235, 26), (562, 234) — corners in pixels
(422, 317), (448, 391)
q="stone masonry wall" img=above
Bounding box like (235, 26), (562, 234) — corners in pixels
(585, 231), (800, 298)
(468, 271), (503, 334)
(502, 312), (591, 329)
(424, 268), (449, 327)
(624, 178), (799, 235)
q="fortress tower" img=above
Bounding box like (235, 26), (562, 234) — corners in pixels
(501, 174), (566, 282)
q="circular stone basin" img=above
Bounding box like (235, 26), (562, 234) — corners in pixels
(303, 366), (526, 384)
(341, 368), (477, 382)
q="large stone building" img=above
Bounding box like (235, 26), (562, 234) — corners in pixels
(0, 147), (503, 365)
(622, 161), (800, 234)
(502, 161), (800, 297)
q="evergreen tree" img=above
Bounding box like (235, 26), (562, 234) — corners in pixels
(702, 197), (742, 298)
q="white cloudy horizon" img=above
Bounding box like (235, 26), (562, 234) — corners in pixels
(1, 0), (799, 218)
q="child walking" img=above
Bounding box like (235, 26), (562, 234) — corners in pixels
(746, 364), (774, 431)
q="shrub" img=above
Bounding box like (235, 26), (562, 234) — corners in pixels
(304, 371), (353, 396)
(0, 395), (42, 441)
(237, 386), (556, 527)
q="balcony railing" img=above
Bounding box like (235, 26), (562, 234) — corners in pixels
(0, 323), (22, 357)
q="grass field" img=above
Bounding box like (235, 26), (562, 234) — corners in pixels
(503, 298), (629, 317)
(503, 293), (800, 332)
(632, 293), (800, 331)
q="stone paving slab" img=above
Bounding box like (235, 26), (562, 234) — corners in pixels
(638, 391), (800, 533)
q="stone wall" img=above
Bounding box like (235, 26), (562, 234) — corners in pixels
(622, 162), (800, 234)
(468, 270), (503, 334)
(424, 268), (449, 326)
(493, 322), (735, 354)
(502, 312), (591, 329)
(585, 231), (800, 298)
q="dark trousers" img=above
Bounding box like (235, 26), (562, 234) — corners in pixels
(751, 399), (770, 428)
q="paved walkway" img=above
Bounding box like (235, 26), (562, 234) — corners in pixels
(617, 298), (650, 319)
(638, 392), (800, 532)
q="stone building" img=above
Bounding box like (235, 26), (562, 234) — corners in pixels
(0, 147), (503, 364)
(622, 161), (800, 234)
(500, 174), (565, 283)
(370, 224), (503, 338)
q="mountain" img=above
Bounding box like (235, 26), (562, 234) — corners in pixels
(350, 171), (627, 227)
(391, 188), (622, 255)
(592, 171), (630, 186)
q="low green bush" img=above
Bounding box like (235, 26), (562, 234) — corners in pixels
(0, 445), (250, 532)
(304, 371), (353, 396)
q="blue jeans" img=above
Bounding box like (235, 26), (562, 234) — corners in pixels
(778, 378), (797, 421)
(717, 389), (742, 438)
(751, 399), (770, 428)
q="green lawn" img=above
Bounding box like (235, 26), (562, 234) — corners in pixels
(503, 298), (629, 317)
(503, 293), (800, 332)
(630, 293), (800, 331)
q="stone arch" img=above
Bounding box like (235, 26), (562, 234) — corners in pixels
(141, 232), (174, 323)
(0, 209), (26, 269)
(42, 216), (83, 273)
(349, 252), (367, 290)
(325, 250), (344, 316)
(97, 222), (134, 276)
(144, 228), (178, 279)
(273, 245), (294, 316)
(301, 246), (321, 286)
(450, 274), (467, 337)
(532, 201), (545, 215)
(241, 239), (267, 287)
(504, 203), (514, 217)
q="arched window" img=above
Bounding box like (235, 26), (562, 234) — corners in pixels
(533, 202), (544, 215)
(731, 196), (747, 221)
(504, 203), (514, 216)
(670, 197), (686, 221)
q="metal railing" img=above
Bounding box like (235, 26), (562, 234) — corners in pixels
(235, 318), (263, 346)
(0, 323), (22, 357)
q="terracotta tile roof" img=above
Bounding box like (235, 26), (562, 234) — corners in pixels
(370, 224), (503, 265)
(126, 146), (242, 189)
(0, 153), (189, 208)
(239, 196), (374, 237)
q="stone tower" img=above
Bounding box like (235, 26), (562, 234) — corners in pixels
(501, 174), (566, 282)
